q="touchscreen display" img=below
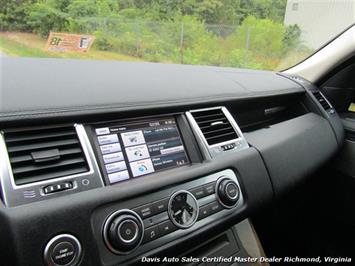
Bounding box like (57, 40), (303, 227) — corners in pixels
(95, 117), (189, 184)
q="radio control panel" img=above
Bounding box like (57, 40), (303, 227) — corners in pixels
(93, 169), (244, 265)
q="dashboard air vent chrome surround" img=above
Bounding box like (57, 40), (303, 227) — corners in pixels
(4, 125), (89, 185)
(0, 124), (104, 207)
(312, 91), (334, 114)
(186, 107), (249, 159)
(190, 108), (238, 145)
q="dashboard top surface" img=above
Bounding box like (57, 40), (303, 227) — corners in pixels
(0, 58), (303, 121)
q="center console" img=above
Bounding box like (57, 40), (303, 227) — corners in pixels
(92, 169), (244, 265)
(81, 109), (248, 264)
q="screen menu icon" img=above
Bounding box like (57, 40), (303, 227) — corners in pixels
(130, 159), (155, 177)
(125, 144), (150, 162)
(121, 131), (145, 147)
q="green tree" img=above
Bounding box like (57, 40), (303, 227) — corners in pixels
(26, 1), (69, 36)
(283, 24), (301, 50)
(237, 0), (287, 24)
(0, 0), (34, 31)
(227, 16), (285, 58)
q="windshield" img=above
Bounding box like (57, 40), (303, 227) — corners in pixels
(0, 0), (352, 71)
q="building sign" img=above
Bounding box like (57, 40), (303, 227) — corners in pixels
(45, 32), (94, 53)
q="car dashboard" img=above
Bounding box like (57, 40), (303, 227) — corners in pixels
(0, 58), (344, 265)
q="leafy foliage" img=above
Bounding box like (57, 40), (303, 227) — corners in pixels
(26, 1), (69, 36)
(0, 0), (306, 70)
(0, 0), (33, 31)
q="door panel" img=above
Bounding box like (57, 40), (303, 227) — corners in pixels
(322, 86), (354, 112)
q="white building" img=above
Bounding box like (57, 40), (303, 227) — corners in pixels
(284, 0), (355, 49)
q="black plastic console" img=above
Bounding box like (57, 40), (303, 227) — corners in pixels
(92, 169), (245, 265)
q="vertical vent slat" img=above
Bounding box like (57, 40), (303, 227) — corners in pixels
(191, 109), (239, 145)
(312, 91), (332, 112)
(3, 125), (89, 185)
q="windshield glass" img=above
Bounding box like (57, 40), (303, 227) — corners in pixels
(0, 0), (352, 71)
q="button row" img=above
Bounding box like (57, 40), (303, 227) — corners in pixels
(133, 198), (169, 219)
(43, 182), (73, 194)
(96, 128), (129, 184)
(142, 220), (177, 244)
(189, 181), (216, 199)
(198, 201), (223, 220)
(221, 143), (236, 151)
(143, 201), (223, 243)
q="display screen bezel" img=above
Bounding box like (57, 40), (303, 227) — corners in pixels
(90, 115), (191, 185)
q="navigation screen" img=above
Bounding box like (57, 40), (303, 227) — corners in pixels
(95, 117), (189, 184)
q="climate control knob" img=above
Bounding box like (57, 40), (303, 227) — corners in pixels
(168, 190), (199, 229)
(216, 177), (240, 208)
(103, 210), (144, 254)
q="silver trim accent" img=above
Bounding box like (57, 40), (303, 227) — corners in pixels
(43, 234), (82, 266)
(215, 176), (240, 209)
(168, 190), (199, 229)
(103, 209), (144, 255)
(117, 219), (139, 244)
(225, 182), (239, 200)
(0, 124), (104, 207)
(210, 121), (224, 126)
(186, 106), (249, 159)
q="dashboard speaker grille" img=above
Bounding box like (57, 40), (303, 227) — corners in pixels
(312, 91), (332, 112)
(191, 109), (239, 145)
(3, 125), (89, 185)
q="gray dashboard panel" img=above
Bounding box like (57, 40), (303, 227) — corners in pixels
(0, 58), (303, 122)
(245, 113), (338, 196)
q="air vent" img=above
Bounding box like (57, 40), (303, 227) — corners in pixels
(312, 91), (332, 112)
(3, 125), (89, 185)
(190, 108), (239, 145)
